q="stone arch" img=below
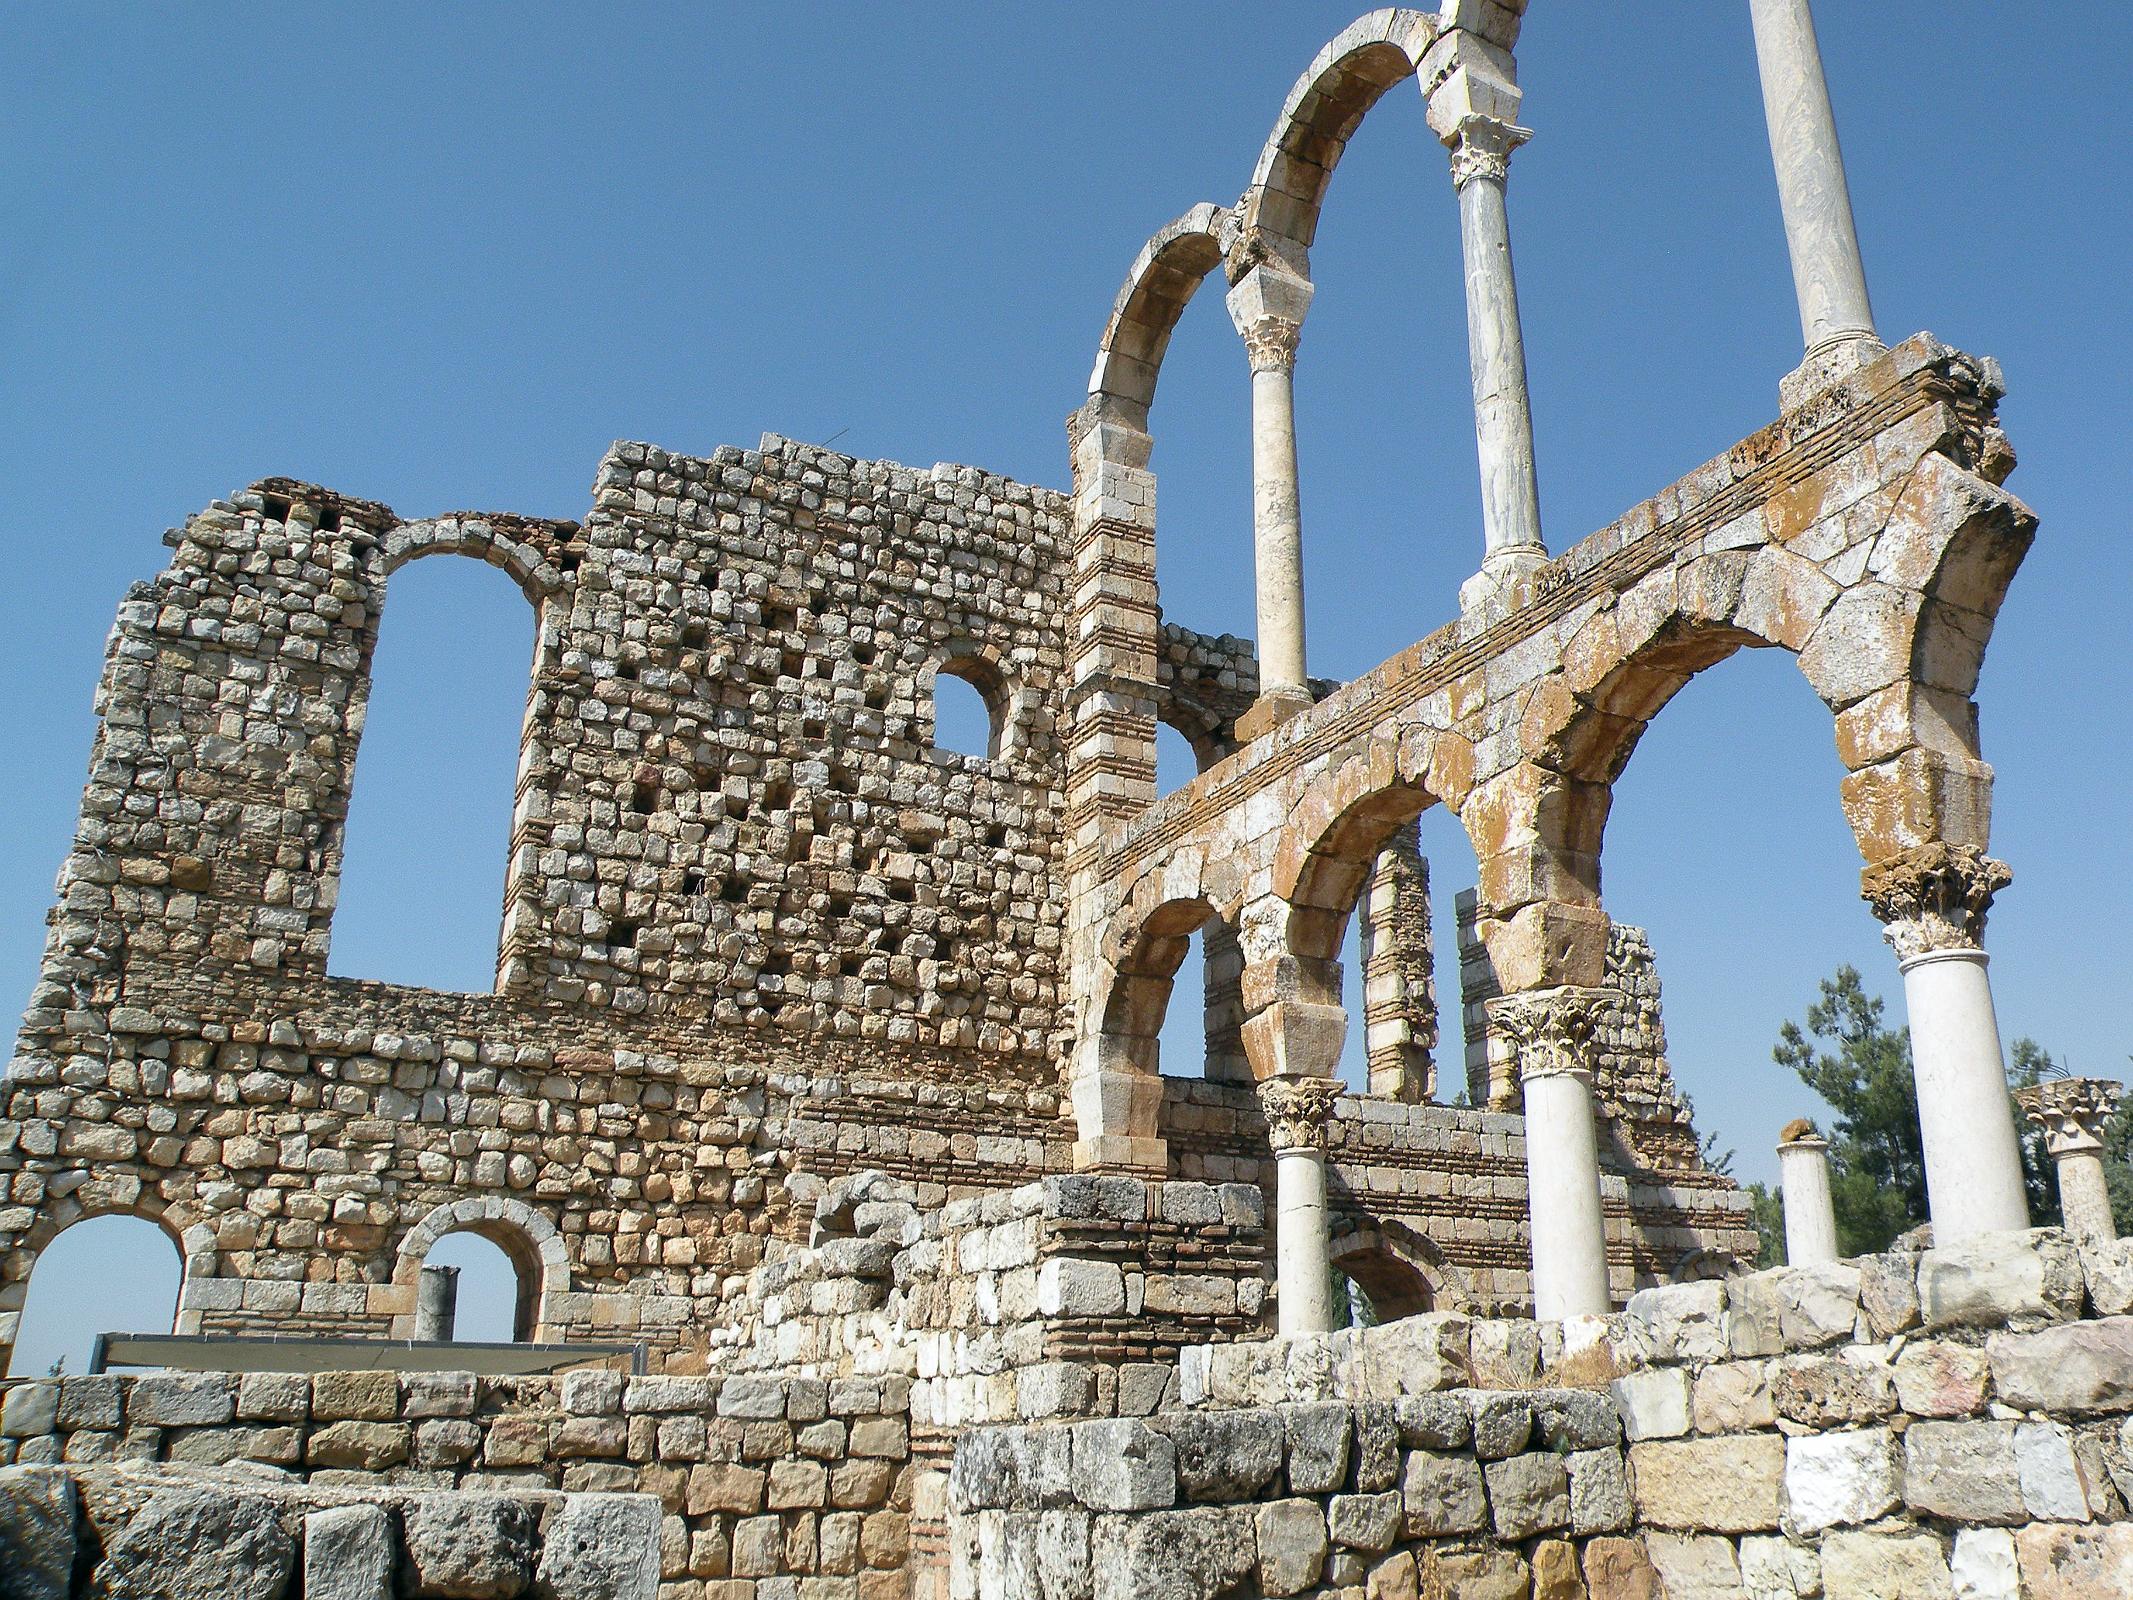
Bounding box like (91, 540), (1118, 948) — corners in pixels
(379, 515), (567, 604)
(1328, 1217), (1465, 1319)
(391, 1198), (570, 1343)
(925, 641), (1020, 760)
(0, 1190), (212, 1371)
(1235, 9), (1441, 272)
(1088, 204), (1232, 429)
(1099, 888), (1230, 1083)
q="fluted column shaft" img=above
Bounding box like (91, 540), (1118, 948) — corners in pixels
(1747, 0), (1883, 395)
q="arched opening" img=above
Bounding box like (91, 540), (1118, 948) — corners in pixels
(930, 667), (997, 760)
(1151, 722), (1245, 1083)
(330, 554), (536, 991)
(8, 1216), (181, 1376)
(422, 1230), (531, 1344)
(1330, 1222), (1444, 1326)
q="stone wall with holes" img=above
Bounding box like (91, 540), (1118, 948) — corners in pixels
(945, 1228), (2133, 1598)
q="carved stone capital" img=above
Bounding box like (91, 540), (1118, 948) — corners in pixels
(2017, 1077), (2122, 1158)
(1489, 985), (1614, 1082)
(1445, 114), (1531, 190)
(1239, 317), (1303, 374)
(1859, 843), (2012, 961)
(1256, 1074), (1343, 1153)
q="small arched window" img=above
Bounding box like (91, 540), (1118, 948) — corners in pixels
(421, 1230), (530, 1343)
(930, 651), (1011, 760)
(10, 1216), (181, 1376)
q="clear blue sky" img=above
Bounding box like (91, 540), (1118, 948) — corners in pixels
(4, 4), (2129, 1366)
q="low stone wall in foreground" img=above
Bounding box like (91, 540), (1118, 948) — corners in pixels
(948, 1227), (2133, 1598)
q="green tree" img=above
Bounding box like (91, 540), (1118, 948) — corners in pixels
(1765, 966), (2095, 1259)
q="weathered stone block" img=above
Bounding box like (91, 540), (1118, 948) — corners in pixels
(1282, 1403), (1351, 1494)
(313, 1371), (399, 1422)
(532, 1493), (661, 1600)
(96, 1486), (294, 1600)
(1820, 1530), (1952, 1599)
(0, 1465), (75, 1600)
(1069, 1419), (1175, 1511)
(1691, 1360), (1774, 1434)
(1892, 1339), (1989, 1417)
(125, 1374), (235, 1429)
(1326, 1488), (1400, 1552)
(1623, 1279), (1728, 1364)
(1628, 1434), (1785, 1532)
(1610, 1367), (1690, 1441)
(1729, 1261), (1860, 1356)
(1989, 1316), (2133, 1414)
(1160, 1410), (1282, 1503)
(1903, 1420), (2023, 1525)
(304, 1504), (393, 1600)
(1484, 1450), (1569, 1540)
(1567, 1447), (1632, 1536)
(1785, 1426), (1901, 1534)
(1919, 1228), (2084, 1331)
(1088, 1506), (1254, 1600)
(2014, 1522), (2133, 1600)
(401, 1493), (535, 1600)
(1252, 1499), (1326, 1598)
(1399, 1449), (1485, 1537)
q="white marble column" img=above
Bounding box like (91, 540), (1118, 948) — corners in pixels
(1257, 1074), (1344, 1336)
(2018, 1078), (2123, 1246)
(1227, 266), (1315, 734)
(1776, 1123), (1839, 1266)
(1862, 844), (2030, 1244)
(1746, 0), (1884, 403)
(1493, 987), (1614, 1319)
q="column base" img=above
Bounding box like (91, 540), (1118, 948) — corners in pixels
(1236, 689), (1314, 744)
(1071, 1135), (1168, 1174)
(1779, 332), (1886, 411)
(1458, 547), (1550, 615)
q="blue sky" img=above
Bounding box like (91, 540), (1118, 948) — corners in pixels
(3, 4), (2128, 1366)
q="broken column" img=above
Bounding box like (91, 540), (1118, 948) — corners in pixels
(1862, 844), (2030, 1243)
(2018, 1077), (2123, 1246)
(414, 1264), (460, 1342)
(1243, 997), (1349, 1336)
(1423, 40), (1547, 608)
(1746, 0), (1884, 403)
(1776, 1120), (1839, 1266)
(1226, 264), (1315, 736)
(1491, 986), (1614, 1319)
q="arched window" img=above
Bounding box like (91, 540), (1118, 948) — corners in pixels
(9, 1217), (180, 1376)
(930, 652), (1011, 760)
(330, 556), (535, 991)
(421, 1231), (529, 1343)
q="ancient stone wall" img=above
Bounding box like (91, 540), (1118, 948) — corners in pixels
(947, 1227), (2133, 1598)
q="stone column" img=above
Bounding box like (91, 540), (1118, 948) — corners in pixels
(1257, 1073), (1345, 1336)
(1746, 0), (1884, 405)
(1492, 986), (1614, 1319)
(1226, 265), (1315, 738)
(1862, 843), (2029, 1243)
(1424, 48), (1547, 609)
(414, 1264), (460, 1342)
(1776, 1120), (1839, 1266)
(2018, 1078), (2123, 1246)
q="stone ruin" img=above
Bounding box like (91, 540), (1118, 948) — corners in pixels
(3, 4), (2127, 1597)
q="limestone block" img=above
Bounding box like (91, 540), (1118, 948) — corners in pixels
(2015, 1420), (2105, 1522)
(1468, 1318), (1542, 1388)
(1391, 1394), (1471, 1451)
(1088, 1506), (1254, 1600)
(404, 1373), (479, 1419)
(1950, 1527), (2019, 1600)
(401, 1494), (536, 1600)
(1145, 1410), (1281, 1508)
(1465, 1391), (1533, 1459)
(1352, 1402), (1400, 1493)
(1771, 1351), (1894, 1427)
(304, 1504), (394, 1600)
(1903, 1420), (2022, 1524)
(1641, 1532), (1746, 1599)
(1282, 1403), (1352, 1494)
(2083, 1237), (2133, 1316)
(1919, 1229), (2084, 1331)
(1, 1383), (57, 1440)
(1567, 1447), (1632, 1535)
(2014, 1522), (2133, 1600)
(1530, 1389), (1621, 1452)
(1785, 1427), (1901, 1534)
(125, 1374), (236, 1428)
(1893, 1340), (1989, 1417)
(1624, 1279), (1728, 1364)
(1628, 1434), (1785, 1532)
(1737, 1535), (1819, 1600)
(1610, 1367), (1690, 1441)
(1484, 1451), (1569, 1540)
(532, 1493), (661, 1600)
(1069, 1419), (1175, 1511)
(306, 1420), (412, 1471)
(1429, 1547), (1530, 1600)
(95, 1486), (294, 1600)
(1038, 1259), (1125, 1319)
(1529, 1538), (1582, 1600)
(1399, 1449), (1486, 1536)
(1253, 1498), (1327, 1598)
(1692, 1362), (1775, 1434)
(1819, 1530), (1953, 1600)
(235, 1373), (308, 1424)
(0, 1465), (76, 1600)
(313, 1370), (399, 1422)
(1728, 1261), (1860, 1357)
(1988, 1316), (2133, 1414)
(1326, 1489), (1400, 1552)
(1354, 1312), (1470, 1395)
(1582, 1534), (1665, 1600)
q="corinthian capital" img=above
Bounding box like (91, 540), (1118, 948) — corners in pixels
(1488, 985), (1614, 1082)
(1226, 264), (1314, 376)
(1859, 842), (2012, 962)
(2017, 1077), (2122, 1158)
(1445, 114), (1531, 190)
(1256, 1074), (1343, 1153)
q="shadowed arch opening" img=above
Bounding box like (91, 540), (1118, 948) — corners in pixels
(330, 550), (539, 991)
(7, 1214), (182, 1376)
(1329, 1218), (1454, 1323)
